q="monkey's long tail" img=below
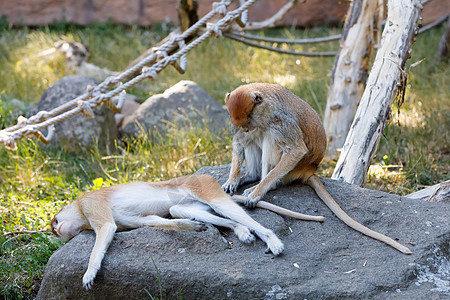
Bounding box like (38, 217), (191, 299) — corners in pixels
(232, 195), (325, 222)
(306, 175), (412, 255)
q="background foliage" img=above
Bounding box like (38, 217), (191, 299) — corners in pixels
(0, 20), (448, 298)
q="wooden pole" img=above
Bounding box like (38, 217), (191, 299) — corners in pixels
(332, 0), (422, 186)
(323, 0), (380, 160)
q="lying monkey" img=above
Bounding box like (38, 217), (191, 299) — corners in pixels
(51, 174), (284, 290)
(222, 82), (412, 255)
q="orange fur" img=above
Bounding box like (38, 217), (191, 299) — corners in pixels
(223, 83), (412, 255)
(225, 88), (255, 128)
(225, 83), (327, 183)
(51, 174), (286, 290)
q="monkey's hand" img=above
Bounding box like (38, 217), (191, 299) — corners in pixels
(83, 268), (98, 291)
(242, 186), (262, 208)
(222, 178), (240, 195)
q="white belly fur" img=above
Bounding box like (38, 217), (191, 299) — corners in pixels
(109, 182), (193, 218)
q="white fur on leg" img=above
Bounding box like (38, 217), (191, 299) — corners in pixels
(208, 199), (284, 255)
(170, 203), (256, 243)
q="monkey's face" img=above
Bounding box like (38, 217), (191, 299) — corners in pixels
(225, 87), (263, 132)
(50, 206), (83, 241)
(51, 215), (78, 242)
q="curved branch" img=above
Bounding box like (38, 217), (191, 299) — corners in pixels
(419, 14), (449, 34)
(224, 32), (337, 57)
(226, 32), (341, 44)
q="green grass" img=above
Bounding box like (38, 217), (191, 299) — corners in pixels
(0, 21), (448, 298)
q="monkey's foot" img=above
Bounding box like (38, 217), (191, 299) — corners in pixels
(222, 179), (240, 195)
(188, 219), (208, 232)
(266, 235), (284, 256)
(234, 224), (256, 243)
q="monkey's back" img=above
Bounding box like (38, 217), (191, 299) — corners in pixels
(247, 83), (327, 182)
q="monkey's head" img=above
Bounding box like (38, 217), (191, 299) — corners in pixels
(50, 203), (85, 242)
(225, 84), (265, 132)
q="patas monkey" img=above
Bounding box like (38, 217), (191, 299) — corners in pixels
(51, 175), (284, 290)
(222, 83), (412, 255)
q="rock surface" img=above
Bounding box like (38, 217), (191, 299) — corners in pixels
(120, 80), (228, 138)
(1, 0), (446, 27)
(37, 75), (118, 153)
(38, 165), (450, 299)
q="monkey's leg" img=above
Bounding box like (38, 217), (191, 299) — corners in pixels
(206, 197), (284, 255)
(169, 202), (256, 244)
(243, 143), (308, 208)
(240, 144), (262, 184)
(261, 137), (280, 179)
(118, 214), (207, 232)
(222, 142), (246, 195)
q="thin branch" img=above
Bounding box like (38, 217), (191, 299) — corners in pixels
(225, 32), (341, 44)
(419, 14), (449, 34)
(224, 32), (337, 57)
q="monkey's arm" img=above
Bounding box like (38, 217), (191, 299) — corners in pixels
(222, 139), (245, 195)
(306, 175), (412, 254)
(232, 195), (325, 222)
(81, 198), (118, 290)
(83, 222), (117, 290)
(244, 141), (308, 207)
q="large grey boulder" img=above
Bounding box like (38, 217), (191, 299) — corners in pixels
(37, 75), (118, 153)
(120, 80), (228, 138)
(38, 165), (450, 299)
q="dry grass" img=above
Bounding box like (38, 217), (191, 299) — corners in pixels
(0, 22), (448, 298)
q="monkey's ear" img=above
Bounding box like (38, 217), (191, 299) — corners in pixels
(224, 92), (231, 103)
(251, 92), (263, 105)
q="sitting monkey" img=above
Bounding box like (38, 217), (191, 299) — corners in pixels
(222, 83), (412, 255)
(51, 174), (284, 290)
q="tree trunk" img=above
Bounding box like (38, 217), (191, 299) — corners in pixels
(332, 0), (422, 186)
(178, 0), (199, 32)
(324, 0), (380, 160)
(435, 15), (450, 61)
